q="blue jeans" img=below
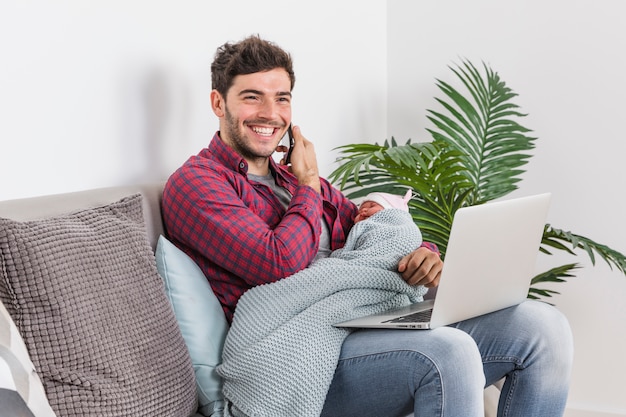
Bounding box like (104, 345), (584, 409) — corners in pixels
(320, 300), (573, 417)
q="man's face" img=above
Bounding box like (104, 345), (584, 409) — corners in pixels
(214, 68), (292, 162)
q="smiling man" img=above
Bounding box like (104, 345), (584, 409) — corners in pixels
(161, 35), (573, 417)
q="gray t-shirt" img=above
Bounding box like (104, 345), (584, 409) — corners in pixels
(248, 173), (331, 261)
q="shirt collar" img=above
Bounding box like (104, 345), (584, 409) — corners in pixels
(207, 131), (249, 175)
(207, 131), (296, 187)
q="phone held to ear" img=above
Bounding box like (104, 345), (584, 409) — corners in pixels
(284, 124), (295, 164)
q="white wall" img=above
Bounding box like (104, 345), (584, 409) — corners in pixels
(0, 0), (387, 200)
(388, 1), (626, 415)
(2, 1), (625, 415)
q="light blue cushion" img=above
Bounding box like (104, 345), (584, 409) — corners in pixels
(155, 235), (229, 417)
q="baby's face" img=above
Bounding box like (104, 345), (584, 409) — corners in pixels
(354, 201), (384, 223)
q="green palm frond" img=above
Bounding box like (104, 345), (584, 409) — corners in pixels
(425, 60), (536, 204)
(408, 187), (474, 256)
(542, 225), (626, 274)
(528, 263), (581, 301)
(329, 59), (626, 301)
(330, 139), (472, 201)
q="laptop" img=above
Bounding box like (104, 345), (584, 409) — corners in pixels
(334, 193), (551, 330)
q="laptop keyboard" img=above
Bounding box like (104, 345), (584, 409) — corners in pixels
(383, 309), (433, 324)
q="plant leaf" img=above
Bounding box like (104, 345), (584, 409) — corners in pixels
(542, 225), (626, 274)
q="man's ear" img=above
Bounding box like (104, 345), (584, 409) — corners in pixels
(210, 90), (225, 117)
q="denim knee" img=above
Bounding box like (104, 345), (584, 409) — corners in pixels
(412, 327), (485, 416)
(422, 327), (485, 383)
(515, 300), (574, 374)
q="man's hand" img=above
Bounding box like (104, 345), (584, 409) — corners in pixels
(279, 125), (321, 193)
(398, 247), (443, 287)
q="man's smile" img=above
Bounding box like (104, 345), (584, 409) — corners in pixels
(250, 126), (277, 137)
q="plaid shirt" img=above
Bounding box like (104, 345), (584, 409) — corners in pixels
(162, 132), (438, 322)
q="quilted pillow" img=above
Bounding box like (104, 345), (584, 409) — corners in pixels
(0, 194), (197, 417)
(156, 235), (228, 417)
(1, 301), (56, 417)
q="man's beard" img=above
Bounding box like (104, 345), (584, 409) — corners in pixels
(224, 108), (276, 161)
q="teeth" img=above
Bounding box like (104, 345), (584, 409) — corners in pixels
(252, 127), (274, 136)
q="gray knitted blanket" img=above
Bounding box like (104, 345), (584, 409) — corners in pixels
(217, 209), (428, 417)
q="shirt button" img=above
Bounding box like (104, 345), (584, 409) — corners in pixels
(239, 162), (245, 169)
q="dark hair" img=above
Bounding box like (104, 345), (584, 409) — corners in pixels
(211, 35), (295, 98)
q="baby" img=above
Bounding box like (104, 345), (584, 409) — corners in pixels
(354, 189), (412, 223)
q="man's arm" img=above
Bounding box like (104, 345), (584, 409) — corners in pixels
(163, 163), (323, 287)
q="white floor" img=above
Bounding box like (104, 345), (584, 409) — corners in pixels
(565, 409), (626, 417)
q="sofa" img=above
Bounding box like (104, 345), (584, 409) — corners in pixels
(0, 182), (501, 417)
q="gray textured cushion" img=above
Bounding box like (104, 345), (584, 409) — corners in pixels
(0, 194), (197, 417)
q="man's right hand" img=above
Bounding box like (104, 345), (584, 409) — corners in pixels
(284, 126), (321, 193)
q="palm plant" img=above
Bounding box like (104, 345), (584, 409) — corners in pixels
(329, 60), (626, 300)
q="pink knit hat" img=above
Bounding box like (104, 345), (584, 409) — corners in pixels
(361, 189), (412, 212)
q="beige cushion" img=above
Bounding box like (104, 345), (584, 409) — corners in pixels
(0, 194), (197, 417)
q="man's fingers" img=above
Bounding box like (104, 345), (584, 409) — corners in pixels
(399, 248), (443, 287)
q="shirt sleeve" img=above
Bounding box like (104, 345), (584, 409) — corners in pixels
(419, 241), (440, 255)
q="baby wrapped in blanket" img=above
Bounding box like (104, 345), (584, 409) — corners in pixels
(218, 190), (428, 417)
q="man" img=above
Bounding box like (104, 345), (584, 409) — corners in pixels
(162, 35), (573, 417)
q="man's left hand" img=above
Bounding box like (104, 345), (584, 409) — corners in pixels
(398, 247), (443, 287)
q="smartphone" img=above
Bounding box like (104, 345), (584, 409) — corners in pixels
(284, 124), (295, 164)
